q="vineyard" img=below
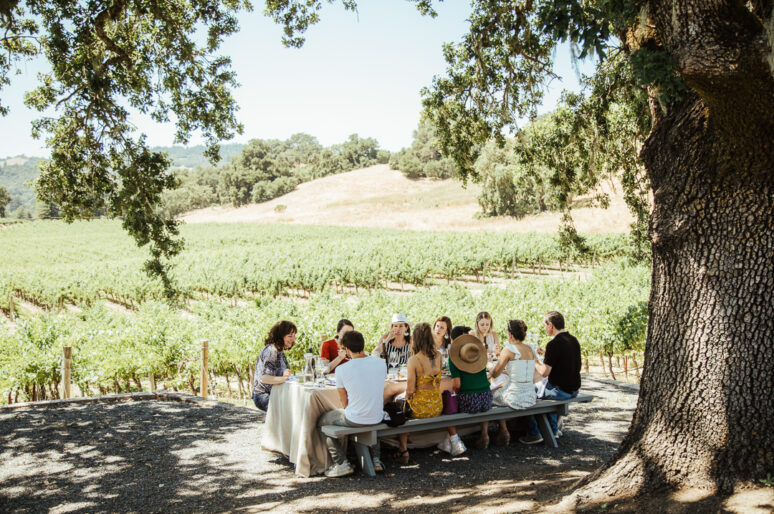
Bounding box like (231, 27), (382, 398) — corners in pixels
(0, 220), (630, 309)
(0, 220), (648, 404)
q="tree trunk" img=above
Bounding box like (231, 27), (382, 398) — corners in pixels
(225, 372), (232, 399)
(606, 353), (617, 381)
(233, 364), (245, 399)
(571, 2), (774, 500)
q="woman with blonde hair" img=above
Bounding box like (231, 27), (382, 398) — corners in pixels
(473, 311), (500, 358)
(394, 322), (444, 464)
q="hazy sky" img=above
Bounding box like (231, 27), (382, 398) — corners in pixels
(0, 1), (595, 158)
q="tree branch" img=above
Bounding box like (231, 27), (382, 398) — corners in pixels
(94, 0), (131, 68)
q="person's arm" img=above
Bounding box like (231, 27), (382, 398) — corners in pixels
(405, 357), (417, 397)
(337, 387), (348, 408)
(536, 340), (554, 377)
(535, 361), (552, 377)
(493, 332), (501, 354)
(489, 348), (514, 379)
(262, 369), (291, 385)
(371, 335), (388, 357)
(451, 377), (461, 393)
(328, 346), (347, 372)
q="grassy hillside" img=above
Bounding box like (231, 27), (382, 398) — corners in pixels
(182, 164), (635, 233)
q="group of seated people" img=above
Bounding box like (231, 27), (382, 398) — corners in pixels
(252, 310), (582, 478)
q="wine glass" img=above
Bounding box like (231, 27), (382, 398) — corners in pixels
(388, 351), (400, 375)
(316, 364), (329, 385)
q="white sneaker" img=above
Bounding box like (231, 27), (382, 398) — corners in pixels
(324, 461), (354, 478)
(555, 429), (563, 439)
(437, 435), (452, 454)
(450, 435), (467, 456)
(372, 458), (384, 472)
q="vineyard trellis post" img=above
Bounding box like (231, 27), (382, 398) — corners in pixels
(61, 346), (72, 399)
(201, 340), (209, 399)
(149, 372), (156, 392)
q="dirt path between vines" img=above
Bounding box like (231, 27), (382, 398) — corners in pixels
(0, 377), (770, 513)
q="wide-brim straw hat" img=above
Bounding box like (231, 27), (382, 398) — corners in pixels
(449, 334), (487, 374)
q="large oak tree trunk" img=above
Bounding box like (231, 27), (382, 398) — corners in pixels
(570, 1), (774, 503)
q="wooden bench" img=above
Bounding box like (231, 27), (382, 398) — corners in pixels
(321, 394), (593, 476)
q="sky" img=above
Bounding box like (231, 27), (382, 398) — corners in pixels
(0, 1), (596, 158)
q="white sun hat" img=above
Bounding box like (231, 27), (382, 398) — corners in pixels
(391, 313), (409, 324)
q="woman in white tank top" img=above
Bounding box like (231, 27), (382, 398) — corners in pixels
(489, 320), (537, 446)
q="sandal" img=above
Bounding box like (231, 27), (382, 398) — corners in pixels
(393, 449), (410, 465)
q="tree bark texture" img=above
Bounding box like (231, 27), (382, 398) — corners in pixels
(572, 0), (774, 501)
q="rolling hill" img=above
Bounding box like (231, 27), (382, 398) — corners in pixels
(181, 164), (634, 233)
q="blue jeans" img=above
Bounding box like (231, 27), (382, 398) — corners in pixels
(253, 392), (270, 411)
(526, 379), (578, 436)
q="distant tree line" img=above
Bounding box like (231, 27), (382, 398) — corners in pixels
(388, 117), (457, 179)
(160, 133), (389, 217)
(0, 135), (389, 220)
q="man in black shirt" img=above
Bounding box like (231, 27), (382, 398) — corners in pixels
(519, 311), (581, 445)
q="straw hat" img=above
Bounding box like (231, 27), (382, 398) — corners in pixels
(449, 334), (487, 373)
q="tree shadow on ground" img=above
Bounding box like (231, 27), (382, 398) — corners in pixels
(1, 378), (754, 513)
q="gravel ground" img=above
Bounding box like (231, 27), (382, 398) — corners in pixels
(0, 376), (637, 513)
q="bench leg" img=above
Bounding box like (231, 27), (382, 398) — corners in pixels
(353, 441), (376, 477)
(536, 414), (558, 448)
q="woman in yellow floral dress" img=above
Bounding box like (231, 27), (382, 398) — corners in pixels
(396, 323), (443, 464)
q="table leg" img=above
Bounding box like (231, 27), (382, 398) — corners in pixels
(354, 440), (376, 477)
(536, 414), (558, 448)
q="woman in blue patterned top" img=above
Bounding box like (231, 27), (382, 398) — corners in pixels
(252, 320), (297, 411)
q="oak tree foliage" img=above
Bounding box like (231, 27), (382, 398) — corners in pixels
(1, 0), (249, 297)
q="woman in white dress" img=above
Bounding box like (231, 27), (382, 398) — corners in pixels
(489, 319), (537, 446)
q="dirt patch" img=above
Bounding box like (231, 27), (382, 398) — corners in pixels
(1, 377), (766, 512)
(181, 165), (634, 233)
(103, 300), (134, 313)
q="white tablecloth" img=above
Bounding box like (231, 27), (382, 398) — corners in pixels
(261, 382), (343, 477)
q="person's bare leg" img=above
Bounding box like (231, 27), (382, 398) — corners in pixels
(447, 426), (457, 436)
(494, 419), (511, 446)
(395, 433), (410, 464)
(382, 382), (406, 403)
(476, 421), (490, 449)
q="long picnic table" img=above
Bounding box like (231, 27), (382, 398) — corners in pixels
(321, 394), (594, 477)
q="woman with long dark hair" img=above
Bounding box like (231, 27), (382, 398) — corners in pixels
(433, 316), (453, 350)
(252, 320), (297, 411)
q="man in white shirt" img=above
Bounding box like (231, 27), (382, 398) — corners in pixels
(317, 330), (387, 477)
